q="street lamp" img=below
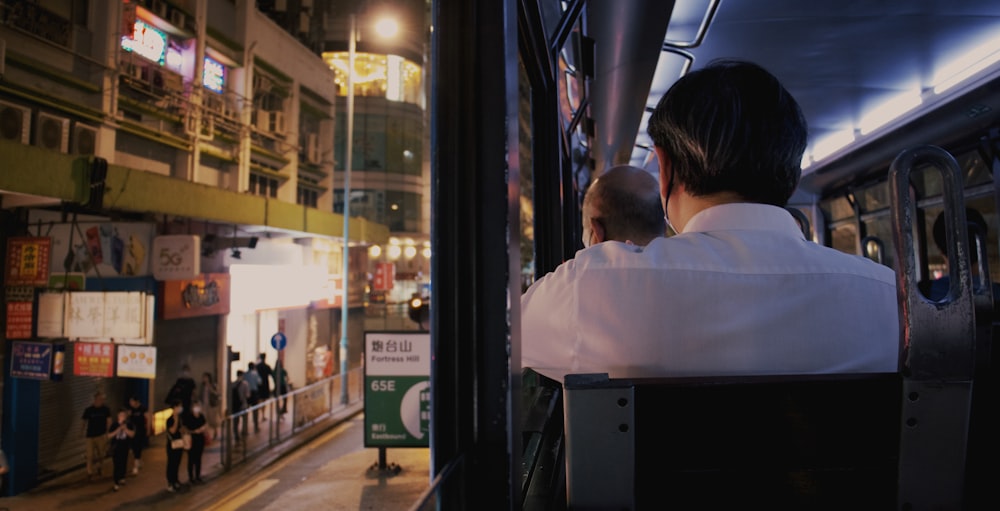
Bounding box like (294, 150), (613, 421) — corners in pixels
(340, 11), (399, 404)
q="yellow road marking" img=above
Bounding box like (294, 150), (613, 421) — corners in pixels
(203, 418), (359, 511)
(210, 479), (279, 511)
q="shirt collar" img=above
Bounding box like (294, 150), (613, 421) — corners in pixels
(681, 203), (805, 240)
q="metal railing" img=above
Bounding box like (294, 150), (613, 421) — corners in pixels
(217, 367), (364, 470)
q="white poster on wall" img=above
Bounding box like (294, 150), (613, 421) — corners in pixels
(117, 345), (157, 379)
(37, 293), (66, 338)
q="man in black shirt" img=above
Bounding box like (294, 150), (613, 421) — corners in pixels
(127, 396), (151, 474)
(81, 392), (112, 479)
(256, 353), (274, 402)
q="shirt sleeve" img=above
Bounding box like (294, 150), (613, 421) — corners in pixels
(521, 261), (578, 381)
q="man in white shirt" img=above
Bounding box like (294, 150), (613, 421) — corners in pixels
(581, 165), (666, 248)
(521, 60), (899, 381)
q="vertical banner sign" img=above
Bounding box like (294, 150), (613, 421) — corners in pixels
(373, 262), (396, 291)
(364, 332), (431, 447)
(73, 342), (115, 377)
(10, 342), (53, 380)
(5, 237), (51, 286)
(5, 301), (33, 339)
(117, 345), (157, 378)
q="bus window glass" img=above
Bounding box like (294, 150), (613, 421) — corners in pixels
(909, 163), (943, 199)
(824, 196), (854, 222)
(830, 223), (859, 256)
(858, 182), (890, 213)
(960, 150), (992, 188)
(519, 57), (536, 291)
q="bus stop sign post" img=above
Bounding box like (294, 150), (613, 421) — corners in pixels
(363, 331), (431, 475)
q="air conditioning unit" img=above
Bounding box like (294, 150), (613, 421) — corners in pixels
(72, 123), (98, 155)
(306, 133), (321, 164)
(157, 70), (184, 92)
(169, 9), (185, 29)
(35, 112), (70, 153)
(0, 100), (31, 144)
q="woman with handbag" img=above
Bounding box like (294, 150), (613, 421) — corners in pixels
(183, 399), (209, 484)
(164, 400), (185, 492)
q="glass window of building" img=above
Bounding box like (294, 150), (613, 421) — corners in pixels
(323, 52), (423, 106)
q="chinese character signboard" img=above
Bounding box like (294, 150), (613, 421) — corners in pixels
(104, 292), (144, 339)
(152, 235), (200, 280)
(11, 342), (53, 380)
(364, 331), (431, 448)
(65, 292), (105, 338)
(5, 301), (33, 339)
(117, 345), (156, 378)
(5, 237), (51, 286)
(74, 342), (115, 377)
(161, 273), (230, 319)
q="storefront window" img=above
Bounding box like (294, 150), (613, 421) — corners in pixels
(323, 52), (423, 106)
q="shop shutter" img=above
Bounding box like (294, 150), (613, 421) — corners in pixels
(37, 350), (126, 480)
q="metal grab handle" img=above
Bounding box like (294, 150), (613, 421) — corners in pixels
(889, 145), (975, 380)
(860, 236), (885, 265)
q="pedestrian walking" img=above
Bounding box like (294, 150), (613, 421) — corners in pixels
(81, 392), (111, 480)
(231, 370), (250, 442)
(245, 362), (262, 433)
(183, 400), (209, 484)
(164, 400), (185, 492)
(127, 396), (151, 474)
(165, 364), (197, 411)
(107, 409), (135, 491)
(256, 353), (274, 402)
(201, 372), (222, 439)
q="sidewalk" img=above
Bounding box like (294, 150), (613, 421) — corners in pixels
(0, 400), (365, 511)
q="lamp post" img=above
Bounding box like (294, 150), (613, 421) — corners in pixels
(340, 12), (357, 405)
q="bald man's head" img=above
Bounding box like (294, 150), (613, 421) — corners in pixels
(582, 165), (666, 247)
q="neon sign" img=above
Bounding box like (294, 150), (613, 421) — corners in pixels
(203, 56), (226, 93)
(121, 20), (167, 65)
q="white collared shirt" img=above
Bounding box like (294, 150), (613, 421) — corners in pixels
(521, 203), (900, 380)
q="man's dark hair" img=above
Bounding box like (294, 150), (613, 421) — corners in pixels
(646, 59), (808, 206)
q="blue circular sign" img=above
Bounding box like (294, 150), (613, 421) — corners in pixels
(270, 332), (287, 350)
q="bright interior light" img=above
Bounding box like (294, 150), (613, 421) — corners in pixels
(374, 17), (400, 39)
(932, 32), (1000, 94)
(387, 245), (402, 260)
(810, 128), (857, 162)
(369, 245), (382, 258)
(858, 90), (922, 135)
(422, 247), (431, 258)
(404, 246), (417, 259)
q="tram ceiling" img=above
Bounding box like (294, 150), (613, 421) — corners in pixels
(580, 0), (1000, 188)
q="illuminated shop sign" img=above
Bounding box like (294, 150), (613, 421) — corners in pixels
(203, 56), (226, 93)
(121, 19), (167, 65)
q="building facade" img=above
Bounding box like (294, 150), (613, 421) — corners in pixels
(0, 0), (387, 494)
(316, 0), (431, 303)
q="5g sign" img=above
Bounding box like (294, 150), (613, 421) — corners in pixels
(152, 235), (201, 280)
